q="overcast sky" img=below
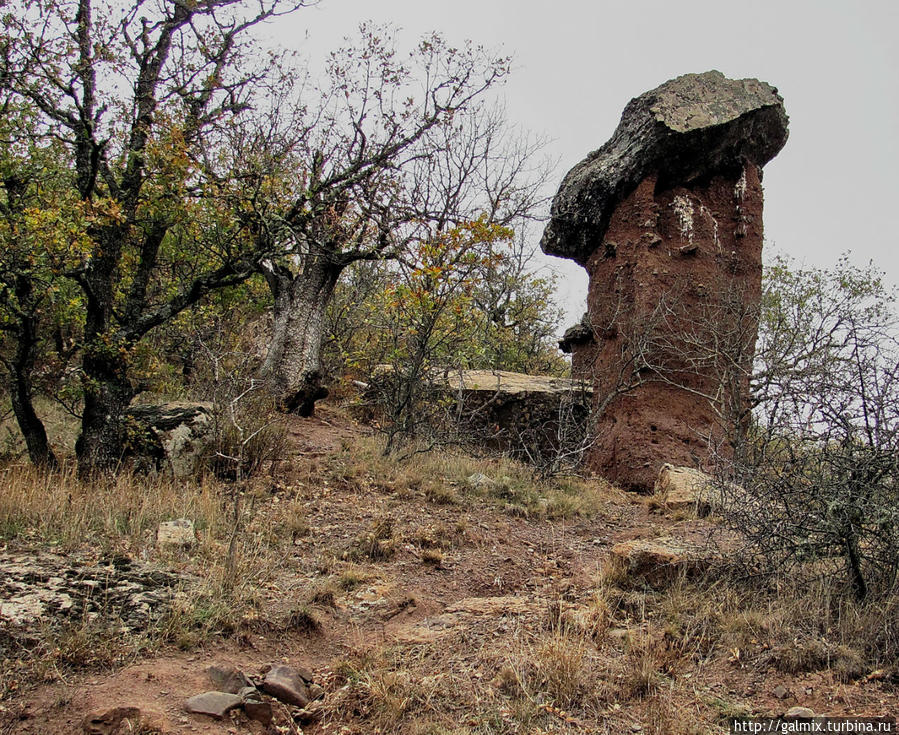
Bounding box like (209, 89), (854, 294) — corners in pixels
(270, 0), (898, 329)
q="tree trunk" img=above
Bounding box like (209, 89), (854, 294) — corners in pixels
(261, 259), (342, 416)
(77, 349), (136, 477)
(7, 279), (58, 469)
(76, 230), (135, 477)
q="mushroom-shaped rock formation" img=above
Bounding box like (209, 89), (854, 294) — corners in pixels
(544, 71), (788, 491)
(542, 70), (788, 264)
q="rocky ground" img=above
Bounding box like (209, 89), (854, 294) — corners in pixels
(1, 407), (896, 734)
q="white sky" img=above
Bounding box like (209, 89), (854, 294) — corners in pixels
(269, 0), (899, 330)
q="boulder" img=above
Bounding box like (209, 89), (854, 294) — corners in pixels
(126, 402), (213, 477)
(364, 367), (592, 465)
(653, 464), (715, 514)
(541, 70), (788, 264)
(610, 536), (715, 586)
(157, 519), (196, 550)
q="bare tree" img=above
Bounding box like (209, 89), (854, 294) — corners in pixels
(223, 26), (552, 415)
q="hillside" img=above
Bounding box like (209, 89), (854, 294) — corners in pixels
(1, 405), (896, 734)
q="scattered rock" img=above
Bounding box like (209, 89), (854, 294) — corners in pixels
(206, 664), (252, 694)
(0, 551), (182, 632)
(784, 706), (815, 719)
(261, 664), (316, 707)
(157, 519), (196, 550)
(184, 691), (242, 720)
(82, 707), (141, 734)
(773, 684), (790, 700)
(653, 464), (716, 514)
(609, 536), (715, 586)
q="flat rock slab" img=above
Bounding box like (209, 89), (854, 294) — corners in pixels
(394, 595), (538, 644)
(206, 664), (252, 694)
(0, 551), (182, 632)
(261, 664), (317, 707)
(610, 536), (715, 586)
(184, 691), (242, 719)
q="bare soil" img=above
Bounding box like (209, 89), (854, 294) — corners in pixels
(3, 408), (896, 734)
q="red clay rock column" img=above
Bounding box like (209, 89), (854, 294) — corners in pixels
(582, 164), (764, 490)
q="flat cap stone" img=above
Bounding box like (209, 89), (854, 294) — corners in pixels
(541, 70), (788, 263)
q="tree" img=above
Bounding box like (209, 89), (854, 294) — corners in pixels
(718, 256), (899, 600)
(322, 232), (566, 382)
(365, 218), (512, 451)
(2, 0), (309, 474)
(225, 26), (551, 415)
(0, 116), (79, 469)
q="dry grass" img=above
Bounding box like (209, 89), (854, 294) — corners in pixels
(598, 566), (896, 687)
(0, 462), (224, 551)
(0, 460), (299, 699)
(325, 433), (614, 520)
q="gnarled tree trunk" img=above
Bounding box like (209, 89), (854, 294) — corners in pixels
(75, 229), (136, 477)
(261, 258), (342, 416)
(7, 277), (58, 469)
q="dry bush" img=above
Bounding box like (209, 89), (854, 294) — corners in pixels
(353, 517), (398, 561)
(336, 566), (373, 591)
(598, 564), (895, 688)
(420, 548), (443, 567)
(509, 615), (605, 714)
(326, 644), (457, 733)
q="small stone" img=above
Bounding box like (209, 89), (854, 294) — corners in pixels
(773, 684), (789, 700)
(784, 706), (815, 719)
(261, 664), (314, 707)
(184, 691), (242, 719)
(82, 707), (141, 734)
(206, 664), (252, 694)
(237, 686), (259, 702)
(242, 698), (273, 726)
(157, 519), (196, 549)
